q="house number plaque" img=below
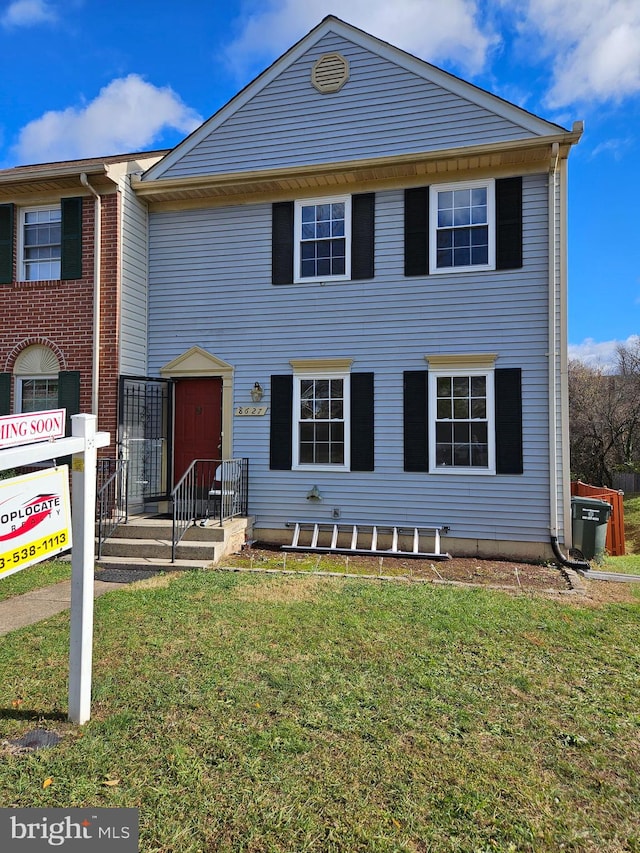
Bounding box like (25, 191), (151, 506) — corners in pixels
(234, 406), (268, 416)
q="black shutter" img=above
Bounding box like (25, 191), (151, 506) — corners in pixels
(495, 367), (523, 474)
(495, 177), (523, 270)
(351, 193), (375, 280)
(0, 373), (11, 415)
(404, 187), (429, 276)
(350, 373), (374, 471)
(272, 202), (294, 285)
(403, 370), (429, 472)
(270, 374), (293, 469)
(0, 203), (14, 285)
(61, 197), (83, 280)
(58, 371), (81, 435)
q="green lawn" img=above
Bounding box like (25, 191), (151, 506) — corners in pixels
(600, 493), (640, 575)
(1, 570), (639, 852)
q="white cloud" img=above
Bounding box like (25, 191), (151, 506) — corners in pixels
(12, 75), (202, 164)
(503, 0), (640, 107)
(569, 335), (640, 372)
(1, 0), (56, 27)
(224, 0), (497, 81)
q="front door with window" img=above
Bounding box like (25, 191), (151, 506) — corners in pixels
(173, 377), (223, 483)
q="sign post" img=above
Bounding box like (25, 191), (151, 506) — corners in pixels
(0, 413), (110, 724)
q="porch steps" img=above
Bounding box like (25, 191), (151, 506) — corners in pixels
(283, 521), (451, 560)
(97, 516), (252, 571)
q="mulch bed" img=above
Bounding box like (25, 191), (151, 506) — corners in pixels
(224, 546), (573, 593)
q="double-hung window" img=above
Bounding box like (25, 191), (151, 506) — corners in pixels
(429, 179), (495, 274)
(20, 205), (62, 281)
(292, 366), (351, 470)
(294, 196), (351, 282)
(429, 366), (495, 473)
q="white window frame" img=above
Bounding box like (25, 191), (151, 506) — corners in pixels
(293, 195), (351, 283)
(428, 366), (496, 475)
(15, 375), (59, 414)
(292, 368), (351, 471)
(429, 179), (495, 274)
(19, 204), (62, 282)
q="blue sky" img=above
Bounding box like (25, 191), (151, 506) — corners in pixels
(1, 0), (638, 367)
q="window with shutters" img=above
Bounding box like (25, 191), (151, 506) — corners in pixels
(429, 367), (496, 473)
(294, 196), (351, 282)
(293, 369), (350, 470)
(19, 205), (61, 281)
(430, 180), (495, 273)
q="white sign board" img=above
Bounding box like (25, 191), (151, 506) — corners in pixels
(0, 466), (72, 580)
(0, 409), (66, 449)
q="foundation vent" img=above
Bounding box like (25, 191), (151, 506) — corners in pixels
(311, 53), (349, 94)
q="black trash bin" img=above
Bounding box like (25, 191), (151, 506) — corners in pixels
(571, 497), (612, 564)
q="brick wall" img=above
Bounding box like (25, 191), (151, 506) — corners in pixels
(0, 192), (121, 457)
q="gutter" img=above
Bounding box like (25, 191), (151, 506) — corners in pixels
(547, 142), (589, 572)
(80, 173), (101, 417)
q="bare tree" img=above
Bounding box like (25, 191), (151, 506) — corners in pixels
(569, 343), (640, 485)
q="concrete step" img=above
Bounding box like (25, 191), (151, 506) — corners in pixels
(96, 555), (215, 571)
(98, 537), (222, 562)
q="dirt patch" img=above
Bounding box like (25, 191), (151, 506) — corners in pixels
(223, 547), (567, 591)
(220, 546), (640, 606)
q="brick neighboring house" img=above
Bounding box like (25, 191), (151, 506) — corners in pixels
(0, 152), (164, 456)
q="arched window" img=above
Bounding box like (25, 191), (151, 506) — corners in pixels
(14, 345), (60, 413)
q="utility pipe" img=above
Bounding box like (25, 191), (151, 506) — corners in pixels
(80, 173), (101, 417)
(547, 145), (589, 571)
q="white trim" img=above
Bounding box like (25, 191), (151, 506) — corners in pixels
(18, 203), (61, 282)
(292, 368), (351, 471)
(142, 17), (567, 182)
(428, 366), (495, 475)
(429, 179), (495, 275)
(293, 194), (351, 283)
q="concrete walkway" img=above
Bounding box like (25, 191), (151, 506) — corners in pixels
(0, 578), (123, 637)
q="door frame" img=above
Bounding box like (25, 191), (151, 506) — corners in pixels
(160, 346), (234, 463)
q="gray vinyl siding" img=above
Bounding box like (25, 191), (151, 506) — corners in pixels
(161, 33), (536, 179)
(148, 173), (551, 546)
(119, 178), (149, 375)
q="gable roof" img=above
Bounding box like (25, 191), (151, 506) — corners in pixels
(143, 15), (576, 184)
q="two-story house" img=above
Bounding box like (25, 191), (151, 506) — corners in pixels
(127, 16), (582, 561)
(0, 151), (163, 488)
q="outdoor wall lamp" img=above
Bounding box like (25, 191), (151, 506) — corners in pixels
(250, 382), (264, 402)
(306, 485), (323, 502)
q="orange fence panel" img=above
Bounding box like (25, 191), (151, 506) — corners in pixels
(571, 481), (626, 556)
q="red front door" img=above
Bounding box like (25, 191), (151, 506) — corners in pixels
(173, 377), (222, 483)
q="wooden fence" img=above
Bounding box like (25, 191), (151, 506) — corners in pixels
(612, 472), (640, 494)
(571, 481), (625, 556)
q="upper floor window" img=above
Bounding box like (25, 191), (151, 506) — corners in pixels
(294, 196), (351, 282)
(430, 180), (495, 274)
(21, 205), (62, 281)
(272, 194), (374, 286)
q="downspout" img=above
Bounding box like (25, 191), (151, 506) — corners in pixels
(547, 144), (589, 571)
(80, 173), (101, 417)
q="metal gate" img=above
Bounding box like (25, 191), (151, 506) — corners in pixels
(119, 376), (172, 508)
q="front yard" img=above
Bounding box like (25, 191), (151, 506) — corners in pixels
(1, 568), (638, 852)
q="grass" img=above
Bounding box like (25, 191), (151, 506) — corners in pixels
(1, 570), (639, 852)
(0, 558), (71, 602)
(600, 493), (640, 575)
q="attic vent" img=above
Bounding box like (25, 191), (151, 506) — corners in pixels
(311, 53), (349, 94)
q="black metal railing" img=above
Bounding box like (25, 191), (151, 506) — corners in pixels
(96, 458), (128, 558)
(171, 458), (248, 562)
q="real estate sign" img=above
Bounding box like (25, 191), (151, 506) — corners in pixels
(0, 466), (72, 580)
(0, 409), (66, 449)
